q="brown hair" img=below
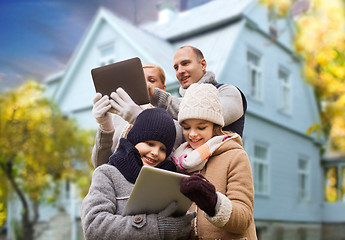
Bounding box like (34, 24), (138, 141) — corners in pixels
(178, 46), (204, 62)
(213, 124), (230, 137)
(142, 63), (166, 84)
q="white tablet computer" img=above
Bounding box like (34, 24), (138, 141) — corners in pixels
(123, 166), (192, 217)
(91, 57), (150, 105)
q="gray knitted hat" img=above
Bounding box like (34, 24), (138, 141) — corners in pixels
(178, 83), (224, 127)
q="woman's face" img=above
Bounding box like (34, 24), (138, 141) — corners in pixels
(135, 140), (167, 167)
(181, 119), (214, 149)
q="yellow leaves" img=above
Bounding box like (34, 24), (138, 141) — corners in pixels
(260, 0), (292, 17)
(332, 66), (345, 79)
(0, 80), (94, 206)
(293, 0), (345, 151)
(325, 166), (338, 202)
(0, 202), (6, 228)
(0, 189), (6, 227)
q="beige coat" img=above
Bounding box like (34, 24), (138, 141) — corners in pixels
(191, 133), (257, 240)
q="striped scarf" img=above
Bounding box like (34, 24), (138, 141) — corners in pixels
(171, 135), (230, 173)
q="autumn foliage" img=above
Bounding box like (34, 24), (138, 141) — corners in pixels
(260, 0), (345, 151)
(0, 81), (94, 239)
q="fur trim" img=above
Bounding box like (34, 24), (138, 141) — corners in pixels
(204, 192), (232, 227)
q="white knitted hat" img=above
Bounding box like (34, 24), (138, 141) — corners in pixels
(178, 83), (224, 127)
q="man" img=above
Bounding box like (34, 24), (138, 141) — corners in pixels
(148, 46), (246, 137)
(91, 63), (183, 168)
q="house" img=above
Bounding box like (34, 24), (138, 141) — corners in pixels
(7, 0), (344, 239)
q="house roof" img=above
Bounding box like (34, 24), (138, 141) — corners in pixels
(141, 0), (254, 40)
(53, 7), (177, 103)
(101, 8), (176, 82)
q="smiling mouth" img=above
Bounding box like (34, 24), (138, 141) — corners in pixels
(143, 156), (158, 165)
(190, 139), (202, 144)
(181, 76), (190, 82)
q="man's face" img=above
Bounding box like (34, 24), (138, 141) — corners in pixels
(143, 67), (166, 91)
(173, 47), (206, 89)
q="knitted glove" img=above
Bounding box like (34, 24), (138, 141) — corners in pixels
(180, 173), (217, 216)
(109, 88), (143, 124)
(92, 93), (114, 131)
(157, 202), (195, 240)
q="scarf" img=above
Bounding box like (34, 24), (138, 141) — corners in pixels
(171, 135), (230, 173)
(108, 138), (176, 184)
(179, 71), (217, 97)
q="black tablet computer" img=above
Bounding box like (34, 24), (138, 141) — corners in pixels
(91, 57), (150, 105)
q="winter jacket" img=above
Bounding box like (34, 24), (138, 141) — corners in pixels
(150, 71), (246, 136)
(80, 164), (162, 240)
(189, 132), (257, 239)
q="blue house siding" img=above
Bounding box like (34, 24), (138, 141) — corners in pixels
(15, 1), (340, 239)
(245, 113), (322, 222)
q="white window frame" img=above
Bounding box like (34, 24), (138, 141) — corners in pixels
(247, 50), (262, 101)
(253, 142), (269, 195)
(278, 68), (291, 113)
(298, 157), (310, 202)
(98, 42), (116, 66)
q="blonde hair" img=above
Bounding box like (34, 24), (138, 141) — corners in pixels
(142, 63), (166, 84)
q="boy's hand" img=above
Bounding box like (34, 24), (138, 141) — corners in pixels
(157, 202), (195, 240)
(180, 173), (217, 216)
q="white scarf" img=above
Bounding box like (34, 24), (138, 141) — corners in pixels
(171, 135), (231, 173)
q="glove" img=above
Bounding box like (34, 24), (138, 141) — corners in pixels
(92, 93), (114, 131)
(109, 88), (143, 124)
(180, 173), (217, 216)
(157, 201), (195, 240)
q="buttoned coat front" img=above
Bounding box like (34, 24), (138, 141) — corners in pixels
(80, 165), (162, 240)
(191, 133), (257, 240)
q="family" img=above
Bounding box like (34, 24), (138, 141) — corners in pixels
(81, 46), (257, 240)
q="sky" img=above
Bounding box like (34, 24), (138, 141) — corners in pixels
(0, 0), (169, 91)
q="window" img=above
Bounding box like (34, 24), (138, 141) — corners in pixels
(253, 143), (269, 194)
(324, 166), (338, 202)
(247, 51), (262, 100)
(297, 228), (308, 240)
(278, 68), (291, 113)
(298, 157), (309, 201)
(99, 43), (115, 66)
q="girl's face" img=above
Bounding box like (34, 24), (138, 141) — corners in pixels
(181, 119), (214, 149)
(135, 140), (167, 167)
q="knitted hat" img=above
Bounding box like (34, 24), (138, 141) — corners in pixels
(127, 108), (176, 156)
(178, 83), (224, 127)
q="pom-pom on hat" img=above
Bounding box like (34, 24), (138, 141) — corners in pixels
(127, 108), (176, 156)
(178, 83), (224, 127)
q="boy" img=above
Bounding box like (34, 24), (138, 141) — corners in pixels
(81, 108), (195, 240)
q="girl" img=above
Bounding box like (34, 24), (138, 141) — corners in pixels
(81, 108), (195, 240)
(172, 83), (257, 239)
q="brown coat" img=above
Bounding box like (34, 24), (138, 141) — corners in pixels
(192, 133), (257, 240)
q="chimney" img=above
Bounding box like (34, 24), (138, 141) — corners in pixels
(157, 0), (177, 24)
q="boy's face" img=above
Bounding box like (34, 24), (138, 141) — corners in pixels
(181, 119), (214, 150)
(135, 140), (167, 167)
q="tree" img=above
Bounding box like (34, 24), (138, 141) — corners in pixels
(0, 81), (94, 240)
(260, 0), (345, 151)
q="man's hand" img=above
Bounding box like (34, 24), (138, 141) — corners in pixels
(109, 88), (143, 124)
(92, 93), (114, 131)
